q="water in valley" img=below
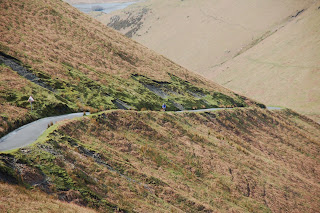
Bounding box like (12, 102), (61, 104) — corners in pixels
(73, 2), (136, 14)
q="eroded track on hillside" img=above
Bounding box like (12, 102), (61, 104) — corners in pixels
(0, 52), (54, 91)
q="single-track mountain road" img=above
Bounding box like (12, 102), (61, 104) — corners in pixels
(0, 107), (281, 152)
(0, 113), (87, 151)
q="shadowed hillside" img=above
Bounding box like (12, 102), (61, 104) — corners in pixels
(0, 0), (262, 138)
(1, 108), (319, 212)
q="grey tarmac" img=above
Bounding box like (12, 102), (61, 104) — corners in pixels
(0, 107), (281, 152)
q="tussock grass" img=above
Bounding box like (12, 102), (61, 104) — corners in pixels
(0, 182), (96, 212)
(1, 108), (319, 212)
(0, 0), (262, 137)
(0, 65), (75, 137)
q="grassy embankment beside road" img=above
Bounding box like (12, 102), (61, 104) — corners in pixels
(1, 108), (319, 212)
(0, 0), (263, 138)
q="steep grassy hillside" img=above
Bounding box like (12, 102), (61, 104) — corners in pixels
(1, 108), (319, 212)
(92, 0), (313, 75)
(0, 183), (96, 212)
(209, 3), (320, 122)
(0, 0), (261, 137)
(91, 0), (319, 121)
(1, 0), (318, 212)
(0, 60), (77, 138)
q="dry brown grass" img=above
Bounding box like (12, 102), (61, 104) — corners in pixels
(0, 66), (31, 135)
(94, 0), (319, 120)
(0, 66), (40, 136)
(211, 2), (320, 120)
(0, 182), (96, 212)
(0, 104), (29, 136)
(0, 0), (232, 94)
(3, 108), (318, 212)
(0, 0), (261, 138)
(0, 0), (318, 211)
(95, 0), (313, 74)
(0, 66), (29, 91)
(70, 109), (320, 212)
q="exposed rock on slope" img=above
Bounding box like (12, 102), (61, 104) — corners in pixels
(1, 0), (319, 212)
(0, 0), (261, 137)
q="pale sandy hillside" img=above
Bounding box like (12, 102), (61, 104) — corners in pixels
(210, 2), (320, 121)
(1, 0), (263, 139)
(93, 0), (313, 74)
(64, 0), (135, 4)
(91, 0), (319, 121)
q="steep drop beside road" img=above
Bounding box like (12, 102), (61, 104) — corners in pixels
(1, 108), (319, 212)
(0, 107), (280, 152)
(0, 0), (263, 138)
(0, 113), (86, 151)
(1, 0), (319, 212)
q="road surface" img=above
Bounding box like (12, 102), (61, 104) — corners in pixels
(0, 113), (87, 152)
(0, 107), (281, 152)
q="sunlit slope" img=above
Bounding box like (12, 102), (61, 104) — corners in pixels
(0, 0), (261, 137)
(0, 183), (96, 213)
(0, 0), (243, 95)
(91, 0), (319, 120)
(1, 108), (319, 212)
(92, 0), (313, 75)
(210, 3), (320, 121)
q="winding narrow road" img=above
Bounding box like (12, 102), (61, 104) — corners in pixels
(0, 113), (86, 151)
(0, 107), (281, 152)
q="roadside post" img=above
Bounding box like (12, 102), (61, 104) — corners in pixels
(28, 96), (34, 111)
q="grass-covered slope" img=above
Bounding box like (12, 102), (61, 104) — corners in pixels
(0, 62), (77, 138)
(93, 0), (319, 121)
(210, 3), (320, 122)
(0, 183), (96, 212)
(0, 0), (262, 137)
(1, 108), (319, 212)
(92, 0), (313, 75)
